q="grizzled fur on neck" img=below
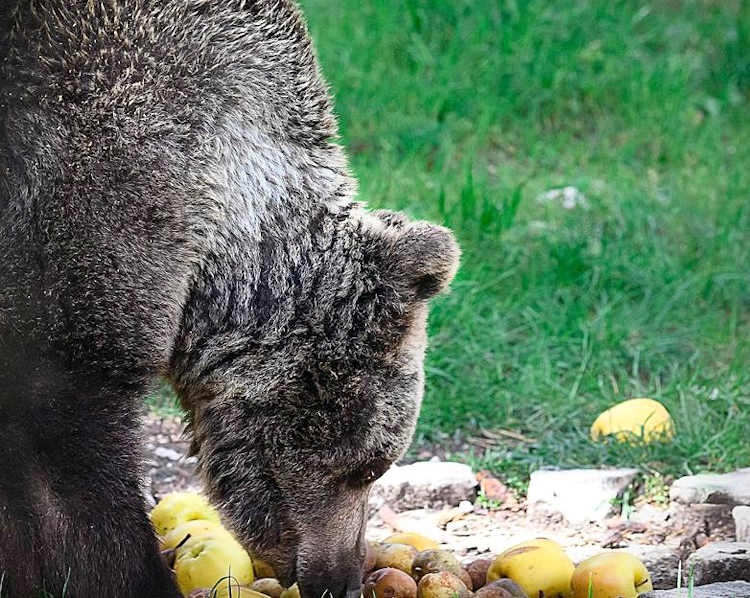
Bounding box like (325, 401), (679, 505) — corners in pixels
(0, 0), (459, 596)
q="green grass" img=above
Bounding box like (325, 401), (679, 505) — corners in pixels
(150, 0), (750, 483)
(299, 0), (750, 481)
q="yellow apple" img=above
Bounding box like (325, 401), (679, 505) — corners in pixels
(383, 533), (441, 552)
(591, 398), (674, 443)
(571, 552), (653, 598)
(174, 533), (254, 595)
(150, 492), (222, 536)
(213, 585), (269, 598)
(498, 538), (567, 556)
(487, 541), (574, 598)
(161, 519), (232, 551)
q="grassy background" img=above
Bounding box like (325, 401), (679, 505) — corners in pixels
(151, 0), (749, 483)
(299, 0), (750, 481)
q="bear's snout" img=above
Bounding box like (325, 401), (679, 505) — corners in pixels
(295, 545), (364, 598)
(297, 566), (362, 598)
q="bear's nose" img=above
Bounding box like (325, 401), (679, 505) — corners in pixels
(296, 561), (362, 598)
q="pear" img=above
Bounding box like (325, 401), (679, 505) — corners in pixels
(251, 578), (284, 598)
(375, 543), (418, 575)
(416, 572), (470, 598)
(364, 567), (418, 598)
(411, 549), (463, 583)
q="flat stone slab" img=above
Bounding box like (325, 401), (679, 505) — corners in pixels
(640, 581), (750, 597)
(670, 469), (750, 506)
(370, 461), (477, 511)
(686, 541), (750, 585)
(527, 468), (639, 523)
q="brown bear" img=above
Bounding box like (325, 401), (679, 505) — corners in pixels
(0, 2), (459, 597)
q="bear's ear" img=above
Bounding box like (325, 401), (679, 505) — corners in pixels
(389, 221), (460, 301)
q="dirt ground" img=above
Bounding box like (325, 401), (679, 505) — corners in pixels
(143, 414), (734, 578)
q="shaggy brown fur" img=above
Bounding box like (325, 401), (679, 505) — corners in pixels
(0, 2), (459, 597)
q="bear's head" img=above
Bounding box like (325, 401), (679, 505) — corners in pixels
(182, 208), (459, 598)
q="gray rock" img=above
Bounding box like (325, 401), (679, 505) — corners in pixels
(735, 506), (750, 542)
(526, 468), (639, 523)
(686, 541), (750, 585)
(667, 502), (736, 539)
(154, 446), (183, 461)
(670, 469), (750, 506)
(640, 581), (750, 597)
(634, 545), (683, 590)
(370, 461), (477, 511)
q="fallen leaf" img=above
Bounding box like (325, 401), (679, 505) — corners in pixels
(476, 470), (519, 508)
(378, 505), (450, 543)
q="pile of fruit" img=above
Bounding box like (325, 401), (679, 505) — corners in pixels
(151, 493), (654, 598)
